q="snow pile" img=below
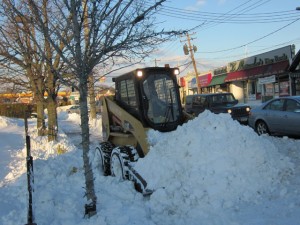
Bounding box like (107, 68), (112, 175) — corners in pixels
(0, 116), (17, 128)
(1, 109), (300, 225)
(1, 114), (78, 185)
(136, 111), (294, 216)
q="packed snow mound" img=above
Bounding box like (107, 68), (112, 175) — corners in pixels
(0, 116), (20, 128)
(135, 111), (294, 212)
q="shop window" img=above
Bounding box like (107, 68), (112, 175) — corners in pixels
(279, 81), (289, 96)
(247, 80), (257, 100)
(295, 79), (300, 95)
(256, 83), (262, 93)
(265, 83), (274, 96)
(249, 80), (255, 95)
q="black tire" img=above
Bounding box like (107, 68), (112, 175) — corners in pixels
(110, 146), (139, 180)
(110, 147), (128, 180)
(255, 120), (269, 135)
(96, 142), (114, 176)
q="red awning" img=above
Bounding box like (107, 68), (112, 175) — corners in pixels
(198, 73), (212, 87)
(225, 70), (248, 82)
(225, 60), (290, 82)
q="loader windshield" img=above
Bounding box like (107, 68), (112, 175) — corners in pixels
(142, 72), (181, 130)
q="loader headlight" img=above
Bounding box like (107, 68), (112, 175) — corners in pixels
(246, 107), (251, 112)
(174, 68), (180, 75)
(227, 109), (232, 114)
(137, 70), (143, 77)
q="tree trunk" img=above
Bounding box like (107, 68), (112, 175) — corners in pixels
(36, 98), (46, 136)
(79, 79), (97, 206)
(88, 75), (97, 119)
(47, 96), (57, 142)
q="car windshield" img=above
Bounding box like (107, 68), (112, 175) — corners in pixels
(211, 94), (236, 105)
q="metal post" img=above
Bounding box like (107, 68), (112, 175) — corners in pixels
(24, 111), (37, 225)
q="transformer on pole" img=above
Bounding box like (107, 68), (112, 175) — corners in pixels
(181, 32), (201, 94)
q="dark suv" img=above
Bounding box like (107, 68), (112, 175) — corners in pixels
(184, 93), (251, 123)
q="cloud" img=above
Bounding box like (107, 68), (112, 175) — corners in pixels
(196, 0), (206, 7)
(218, 0), (227, 5)
(185, 0), (206, 11)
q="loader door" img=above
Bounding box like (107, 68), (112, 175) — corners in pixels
(141, 72), (182, 131)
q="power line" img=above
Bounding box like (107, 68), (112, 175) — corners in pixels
(144, 0), (299, 25)
(156, 11), (299, 24)
(198, 18), (300, 54)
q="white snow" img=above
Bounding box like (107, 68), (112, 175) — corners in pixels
(1, 108), (300, 225)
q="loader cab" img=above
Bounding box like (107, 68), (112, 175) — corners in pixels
(113, 66), (184, 132)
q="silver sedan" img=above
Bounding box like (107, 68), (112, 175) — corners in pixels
(248, 96), (300, 136)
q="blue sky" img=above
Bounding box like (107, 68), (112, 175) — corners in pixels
(143, 0), (300, 74)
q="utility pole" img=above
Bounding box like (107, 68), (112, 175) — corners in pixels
(181, 32), (201, 94)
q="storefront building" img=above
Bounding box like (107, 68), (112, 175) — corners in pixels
(198, 72), (212, 93)
(183, 71), (212, 95)
(179, 45), (297, 105)
(289, 49), (300, 96)
(208, 66), (229, 93)
(224, 45), (294, 105)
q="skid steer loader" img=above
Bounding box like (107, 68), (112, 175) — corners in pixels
(96, 65), (191, 195)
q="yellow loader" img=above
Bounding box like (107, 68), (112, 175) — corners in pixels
(96, 66), (191, 195)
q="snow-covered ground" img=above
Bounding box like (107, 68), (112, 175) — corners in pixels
(0, 108), (300, 225)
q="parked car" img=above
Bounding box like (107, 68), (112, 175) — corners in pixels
(67, 105), (80, 114)
(184, 93), (251, 123)
(248, 96), (300, 136)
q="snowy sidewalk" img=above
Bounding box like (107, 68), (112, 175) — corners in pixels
(0, 118), (25, 182)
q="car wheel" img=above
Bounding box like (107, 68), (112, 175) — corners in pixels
(255, 120), (269, 135)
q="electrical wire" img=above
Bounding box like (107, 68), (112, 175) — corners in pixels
(199, 18), (300, 54)
(143, 0), (299, 25)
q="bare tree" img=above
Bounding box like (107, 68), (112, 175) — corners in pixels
(0, 6), (47, 134)
(0, 0), (71, 140)
(0, 63), (29, 94)
(10, 0), (183, 216)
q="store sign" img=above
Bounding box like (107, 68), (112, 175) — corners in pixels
(228, 46), (291, 72)
(198, 73), (212, 87)
(188, 77), (197, 89)
(258, 75), (276, 85)
(213, 66), (227, 76)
